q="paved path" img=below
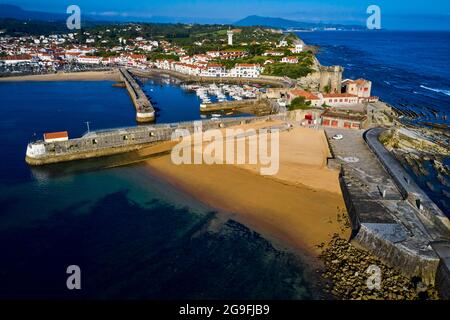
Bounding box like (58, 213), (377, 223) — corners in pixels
(324, 127), (449, 285)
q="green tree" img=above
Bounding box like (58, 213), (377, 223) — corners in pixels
(288, 97), (311, 111)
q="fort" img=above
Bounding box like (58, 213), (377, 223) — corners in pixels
(298, 57), (344, 93)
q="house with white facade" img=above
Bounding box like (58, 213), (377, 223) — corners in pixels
(281, 56), (299, 64)
(230, 64), (262, 78)
(154, 59), (175, 70)
(263, 50), (284, 57)
(342, 78), (378, 102)
(290, 44), (304, 53)
(0, 54), (33, 65)
(77, 56), (102, 64)
(200, 63), (227, 77)
(321, 93), (359, 107)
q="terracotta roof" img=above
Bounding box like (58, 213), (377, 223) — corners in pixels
(44, 131), (68, 140)
(1, 54), (32, 60)
(207, 63), (224, 68)
(290, 89), (320, 100)
(343, 78), (369, 86)
(235, 63), (260, 67)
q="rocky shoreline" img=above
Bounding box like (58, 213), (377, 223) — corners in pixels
(318, 235), (441, 300)
(317, 212), (441, 300)
(379, 126), (450, 213)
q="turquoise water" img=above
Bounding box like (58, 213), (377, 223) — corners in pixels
(0, 80), (316, 299)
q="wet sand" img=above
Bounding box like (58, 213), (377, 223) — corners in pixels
(0, 70), (120, 82)
(144, 122), (349, 256)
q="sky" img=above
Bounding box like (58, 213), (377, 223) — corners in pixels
(4, 0), (450, 30)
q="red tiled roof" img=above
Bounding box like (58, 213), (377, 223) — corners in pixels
(290, 89), (320, 100)
(1, 54), (32, 60)
(207, 63), (224, 68)
(44, 131), (68, 140)
(235, 63), (260, 67)
(343, 78), (368, 86)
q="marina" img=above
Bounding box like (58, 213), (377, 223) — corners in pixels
(181, 83), (262, 107)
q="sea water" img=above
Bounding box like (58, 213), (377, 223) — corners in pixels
(0, 80), (315, 299)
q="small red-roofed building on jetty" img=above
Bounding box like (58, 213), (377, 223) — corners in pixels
(43, 131), (69, 143)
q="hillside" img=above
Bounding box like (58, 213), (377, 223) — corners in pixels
(235, 15), (365, 30)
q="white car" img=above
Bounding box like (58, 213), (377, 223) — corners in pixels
(332, 134), (344, 140)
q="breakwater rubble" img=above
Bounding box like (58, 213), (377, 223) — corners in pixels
(318, 234), (441, 300)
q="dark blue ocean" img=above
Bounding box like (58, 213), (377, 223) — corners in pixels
(298, 31), (450, 125)
(0, 78), (316, 299)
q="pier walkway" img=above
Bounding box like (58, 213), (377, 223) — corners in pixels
(119, 68), (155, 123)
(25, 115), (284, 166)
(325, 127), (450, 295)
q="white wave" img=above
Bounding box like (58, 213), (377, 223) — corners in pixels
(420, 85), (450, 96)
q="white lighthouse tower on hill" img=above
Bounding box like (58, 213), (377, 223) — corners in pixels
(227, 29), (234, 46)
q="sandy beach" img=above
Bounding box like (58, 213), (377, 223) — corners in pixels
(0, 70), (120, 82)
(144, 121), (349, 256)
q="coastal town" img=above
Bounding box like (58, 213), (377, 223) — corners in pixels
(1, 19), (449, 302)
(1, 23), (383, 130)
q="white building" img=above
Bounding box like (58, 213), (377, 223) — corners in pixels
(321, 93), (359, 107)
(227, 29), (234, 46)
(342, 78), (375, 101)
(230, 64), (262, 78)
(263, 51), (284, 57)
(291, 44), (304, 53)
(278, 40), (288, 47)
(43, 131), (69, 143)
(0, 54), (33, 65)
(281, 56), (299, 64)
(77, 56), (102, 64)
(154, 59), (175, 70)
(200, 63), (227, 77)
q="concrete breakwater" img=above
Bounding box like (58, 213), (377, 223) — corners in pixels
(326, 127), (450, 298)
(200, 98), (273, 115)
(25, 115), (283, 166)
(119, 68), (155, 123)
(363, 128), (450, 297)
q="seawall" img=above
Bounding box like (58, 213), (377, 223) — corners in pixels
(119, 68), (155, 123)
(26, 115), (285, 166)
(363, 127), (450, 296)
(200, 98), (273, 115)
(326, 127), (450, 295)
